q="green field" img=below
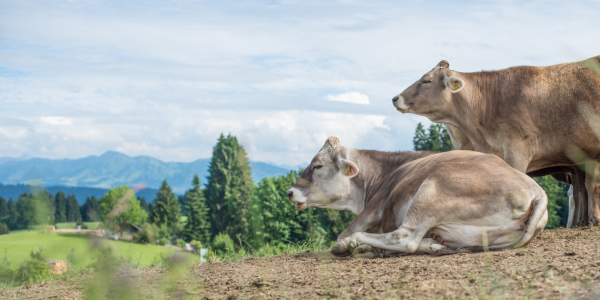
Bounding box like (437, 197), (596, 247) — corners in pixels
(0, 224), (196, 270)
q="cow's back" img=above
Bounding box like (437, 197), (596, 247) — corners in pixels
(378, 150), (539, 232)
(459, 56), (600, 170)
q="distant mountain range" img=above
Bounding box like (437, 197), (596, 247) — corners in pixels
(0, 184), (159, 205)
(0, 151), (292, 195)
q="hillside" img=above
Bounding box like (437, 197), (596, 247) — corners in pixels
(0, 151), (292, 193)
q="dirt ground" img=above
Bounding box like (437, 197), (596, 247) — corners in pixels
(3, 226), (600, 299)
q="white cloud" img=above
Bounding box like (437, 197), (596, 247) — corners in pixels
(0, 0), (598, 168)
(39, 116), (72, 126)
(325, 92), (370, 105)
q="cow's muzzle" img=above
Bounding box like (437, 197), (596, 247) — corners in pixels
(392, 94), (409, 113)
(287, 187), (308, 209)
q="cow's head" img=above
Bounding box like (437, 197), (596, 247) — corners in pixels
(392, 60), (465, 118)
(287, 136), (359, 211)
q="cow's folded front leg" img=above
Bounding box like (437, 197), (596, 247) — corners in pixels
(344, 229), (447, 256)
(330, 241), (351, 257)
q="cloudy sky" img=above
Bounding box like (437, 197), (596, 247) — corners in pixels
(1, 0), (599, 167)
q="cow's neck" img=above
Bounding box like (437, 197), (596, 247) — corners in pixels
(444, 71), (503, 154)
(348, 149), (434, 214)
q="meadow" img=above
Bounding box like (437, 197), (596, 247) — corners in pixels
(0, 223), (194, 269)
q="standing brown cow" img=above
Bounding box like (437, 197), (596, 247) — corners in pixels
(392, 56), (600, 174)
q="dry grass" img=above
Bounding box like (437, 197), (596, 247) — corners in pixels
(2, 226), (600, 299)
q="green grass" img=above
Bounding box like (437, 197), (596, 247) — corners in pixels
(0, 225), (194, 269)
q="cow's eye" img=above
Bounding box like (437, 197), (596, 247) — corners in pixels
(312, 165), (323, 171)
(422, 80), (432, 85)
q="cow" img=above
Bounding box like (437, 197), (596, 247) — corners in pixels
(392, 56), (600, 174)
(287, 136), (548, 258)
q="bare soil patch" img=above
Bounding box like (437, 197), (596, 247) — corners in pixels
(3, 227), (600, 299)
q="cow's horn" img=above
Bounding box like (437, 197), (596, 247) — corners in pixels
(321, 136), (340, 152)
(433, 60), (449, 71)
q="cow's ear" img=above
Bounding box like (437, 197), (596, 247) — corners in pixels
(340, 159), (359, 178)
(444, 76), (465, 93)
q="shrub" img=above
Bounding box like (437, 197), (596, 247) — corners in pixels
(176, 239), (186, 250)
(138, 223), (157, 243)
(212, 233), (235, 256)
(80, 223), (89, 229)
(0, 264), (15, 284)
(190, 240), (203, 253)
(0, 223), (8, 235)
(159, 238), (169, 246)
(14, 248), (50, 285)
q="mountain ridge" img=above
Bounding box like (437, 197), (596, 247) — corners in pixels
(0, 151), (291, 193)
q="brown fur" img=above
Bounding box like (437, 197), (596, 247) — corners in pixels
(395, 56), (600, 173)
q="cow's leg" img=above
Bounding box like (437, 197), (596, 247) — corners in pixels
(331, 193), (386, 256)
(343, 225), (441, 255)
(351, 238), (446, 258)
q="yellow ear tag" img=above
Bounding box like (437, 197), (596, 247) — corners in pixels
(345, 166), (351, 175)
(452, 81), (458, 91)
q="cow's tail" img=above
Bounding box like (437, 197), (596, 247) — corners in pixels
(507, 189), (548, 249)
(433, 190), (548, 256)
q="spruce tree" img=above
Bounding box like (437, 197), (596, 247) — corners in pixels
(16, 194), (35, 229)
(151, 180), (180, 229)
(6, 198), (18, 230)
(80, 196), (100, 222)
(412, 123), (428, 151)
(204, 134), (253, 240)
(413, 122), (453, 152)
(66, 194), (82, 223)
(138, 196), (150, 217)
(183, 174), (211, 243)
(0, 197), (7, 221)
(54, 191), (67, 223)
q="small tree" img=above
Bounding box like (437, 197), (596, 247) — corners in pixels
(99, 185), (147, 233)
(151, 180), (180, 231)
(54, 191), (67, 223)
(183, 174), (211, 243)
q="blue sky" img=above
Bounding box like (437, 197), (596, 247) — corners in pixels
(1, 0), (599, 166)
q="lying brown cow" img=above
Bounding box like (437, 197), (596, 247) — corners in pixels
(287, 137), (548, 257)
(392, 56), (600, 173)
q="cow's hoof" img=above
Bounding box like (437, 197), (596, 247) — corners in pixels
(331, 242), (351, 257)
(352, 244), (377, 259)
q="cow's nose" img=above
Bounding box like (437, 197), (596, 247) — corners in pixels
(392, 95), (399, 103)
(287, 190), (293, 198)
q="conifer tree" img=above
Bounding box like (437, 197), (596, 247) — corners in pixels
(138, 196), (151, 217)
(6, 198), (18, 230)
(66, 194), (82, 223)
(413, 122), (453, 152)
(54, 191), (67, 223)
(0, 197), (7, 221)
(80, 196), (100, 222)
(412, 123), (428, 151)
(205, 134), (253, 240)
(183, 174), (211, 243)
(151, 180), (180, 229)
